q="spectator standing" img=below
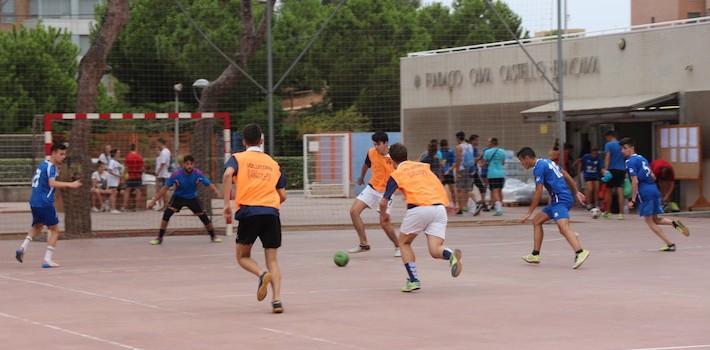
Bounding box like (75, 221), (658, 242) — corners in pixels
(602, 130), (627, 219)
(106, 149), (124, 214)
(98, 144), (112, 165)
(154, 138), (172, 211)
(437, 139), (456, 209)
(123, 144), (145, 211)
(483, 137), (506, 216)
(651, 159), (678, 211)
(469, 134), (486, 215)
(421, 143), (443, 180)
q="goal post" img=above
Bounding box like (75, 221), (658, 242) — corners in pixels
(303, 133), (351, 198)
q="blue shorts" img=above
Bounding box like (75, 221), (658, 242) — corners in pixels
(31, 206), (59, 227)
(637, 190), (664, 217)
(543, 201), (573, 222)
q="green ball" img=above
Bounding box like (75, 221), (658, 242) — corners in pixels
(333, 251), (349, 267)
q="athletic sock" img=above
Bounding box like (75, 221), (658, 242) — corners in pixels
(495, 201), (502, 212)
(404, 262), (419, 282)
(442, 248), (453, 260)
(575, 249), (583, 257)
(532, 250), (540, 256)
(158, 229), (166, 239)
(20, 236), (32, 250)
(44, 246), (55, 262)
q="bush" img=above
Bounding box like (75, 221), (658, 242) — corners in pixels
(275, 156), (303, 190)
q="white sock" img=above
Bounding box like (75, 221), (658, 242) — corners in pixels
(495, 201), (502, 212)
(20, 236), (32, 250)
(44, 246), (55, 262)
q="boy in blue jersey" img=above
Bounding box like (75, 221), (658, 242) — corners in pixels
(147, 155), (222, 245)
(575, 148), (602, 209)
(619, 138), (689, 251)
(602, 131), (627, 219)
(517, 147), (590, 269)
(16, 143), (82, 268)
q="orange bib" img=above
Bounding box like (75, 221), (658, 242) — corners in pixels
(233, 151), (281, 210)
(368, 148), (395, 192)
(390, 161), (449, 207)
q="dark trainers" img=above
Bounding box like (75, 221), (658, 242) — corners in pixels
(15, 248), (24, 263)
(257, 272), (272, 301)
(672, 220), (690, 237)
(272, 300), (284, 314)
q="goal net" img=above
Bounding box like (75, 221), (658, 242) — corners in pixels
(303, 133), (351, 198)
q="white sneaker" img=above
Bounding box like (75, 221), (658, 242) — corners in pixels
(347, 244), (371, 253)
(42, 260), (60, 268)
(91, 207), (100, 213)
(110, 209), (121, 214)
(394, 248), (402, 257)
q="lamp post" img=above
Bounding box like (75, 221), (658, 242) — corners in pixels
(173, 83), (183, 159)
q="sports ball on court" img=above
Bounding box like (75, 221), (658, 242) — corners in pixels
(333, 251), (349, 267)
(590, 207), (601, 219)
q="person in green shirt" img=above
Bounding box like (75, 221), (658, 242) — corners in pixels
(483, 137), (506, 216)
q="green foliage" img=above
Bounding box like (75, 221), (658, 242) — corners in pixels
(274, 156), (303, 189)
(297, 106), (370, 135)
(0, 26), (79, 132)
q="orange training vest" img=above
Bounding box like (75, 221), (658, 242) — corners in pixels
(233, 151), (281, 210)
(368, 147), (395, 192)
(390, 161), (449, 207)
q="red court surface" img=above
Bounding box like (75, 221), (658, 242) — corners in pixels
(1, 215), (709, 350)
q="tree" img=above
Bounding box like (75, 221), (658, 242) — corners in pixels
(0, 26), (78, 132)
(64, 0), (129, 237)
(449, 0), (526, 47)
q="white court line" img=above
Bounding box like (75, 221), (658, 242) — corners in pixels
(0, 312), (145, 350)
(0, 274), (187, 314)
(627, 345), (710, 350)
(260, 327), (368, 350)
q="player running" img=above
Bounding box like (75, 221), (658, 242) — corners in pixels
(380, 143), (463, 292)
(147, 155), (222, 245)
(619, 138), (689, 251)
(15, 143), (81, 268)
(517, 147), (590, 269)
(348, 131), (400, 257)
(223, 124), (287, 313)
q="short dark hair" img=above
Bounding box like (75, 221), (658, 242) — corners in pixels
(455, 131), (465, 141)
(51, 143), (67, 152)
(157, 138), (166, 145)
(96, 161), (104, 167)
(516, 147), (536, 159)
(440, 139), (448, 147)
(130, 144), (137, 151)
(429, 139), (438, 145)
(591, 147), (599, 152)
(372, 131), (388, 143)
(619, 137), (634, 147)
(490, 137), (499, 146)
(389, 143), (407, 163)
(660, 166), (674, 181)
(110, 148), (118, 157)
(469, 134), (479, 142)
(605, 130), (617, 138)
(428, 143), (437, 155)
(183, 155), (195, 163)
(243, 124), (262, 146)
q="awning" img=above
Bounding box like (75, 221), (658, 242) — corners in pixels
(521, 92), (678, 121)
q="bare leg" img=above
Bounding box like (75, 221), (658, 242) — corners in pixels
(110, 189), (117, 210)
(379, 215), (399, 248)
(236, 244), (262, 277)
(122, 188), (131, 210)
(555, 218), (582, 252)
(592, 181), (599, 207)
(645, 216), (673, 245)
(532, 212), (548, 252)
(616, 187), (625, 214)
(265, 248), (281, 302)
(425, 235), (446, 259)
(399, 233), (417, 264)
(349, 200), (369, 245)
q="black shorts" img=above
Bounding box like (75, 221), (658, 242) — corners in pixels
(168, 196), (204, 214)
(472, 173), (486, 192)
(441, 173), (454, 185)
(584, 177), (599, 183)
(236, 215), (282, 249)
(126, 179), (143, 188)
(488, 178), (505, 189)
(608, 169), (626, 188)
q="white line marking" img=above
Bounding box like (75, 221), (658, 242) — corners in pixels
(0, 274), (185, 314)
(0, 312), (145, 350)
(260, 327), (368, 349)
(627, 345), (710, 350)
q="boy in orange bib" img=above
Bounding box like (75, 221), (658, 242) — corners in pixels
(223, 124), (287, 314)
(380, 143), (463, 292)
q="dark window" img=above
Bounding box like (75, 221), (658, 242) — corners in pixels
(687, 12), (701, 18)
(1, 0), (15, 23)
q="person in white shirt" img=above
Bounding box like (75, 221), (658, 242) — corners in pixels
(91, 162), (112, 212)
(98, 144), (112, 166)
(106, 149), (124, 214)
(154, 138), (172, 211)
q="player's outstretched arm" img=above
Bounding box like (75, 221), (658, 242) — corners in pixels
(521, 184), (543, 223)
(208, 183), (220, 197)
(277, 188), (287, 204)
(222, 167), (235, 219)
(49, 178), (81, 189)
(562, 170), (586, 205)
(357, 162), (368, 185)
(628, 176), (639, 209)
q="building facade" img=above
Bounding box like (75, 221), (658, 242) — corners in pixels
(0, 0), (101, 55)
(632, 0), (708, 25)
(401, 18), (710, 210)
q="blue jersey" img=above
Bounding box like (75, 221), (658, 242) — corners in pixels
(581, 154), (602, 179)
(29, 160), (58, 208)
(533, 158), (573, 204)
(166, 168), (212, 199)
(604, 140), (626, 170)
(436, 148), (455, 174)
(625, 154), (656, 191)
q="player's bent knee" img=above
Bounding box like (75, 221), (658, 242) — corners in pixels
(198, 213), (211, 225)
(162, 209), (175, 221)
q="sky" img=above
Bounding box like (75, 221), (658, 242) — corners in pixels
(423, 0), (631, 34)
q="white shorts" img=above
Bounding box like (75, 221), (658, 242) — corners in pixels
(356, 185), (392, 213)
(400, 205), (448, 239)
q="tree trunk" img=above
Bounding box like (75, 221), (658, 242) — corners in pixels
(192, 0), (274, 217)
(64, 0), (129, 238)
